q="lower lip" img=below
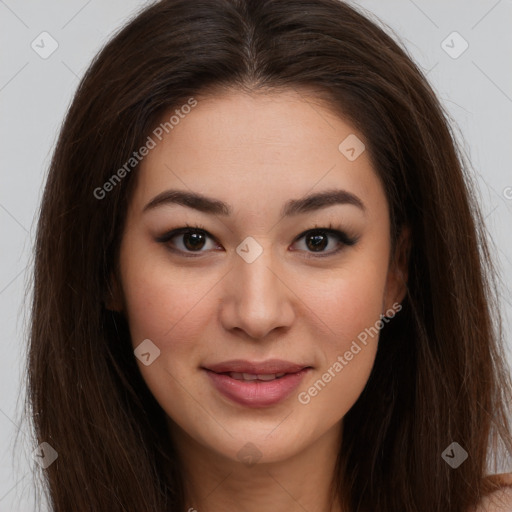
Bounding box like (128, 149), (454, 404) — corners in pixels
(204, 368), (310, 407)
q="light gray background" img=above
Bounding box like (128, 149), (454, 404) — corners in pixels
(1, 1), (511, 510)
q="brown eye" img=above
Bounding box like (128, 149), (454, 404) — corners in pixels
(181, 231), (207, 251)
(292, 228), (357, 257)
(156, 225), (219, 256)
(304, 231), (330, 252)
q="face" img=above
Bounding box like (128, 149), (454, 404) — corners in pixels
(112, 89), (407, 466)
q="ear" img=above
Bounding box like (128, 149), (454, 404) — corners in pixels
(383, 225), (411, 313)
(104, 270), (124, 312)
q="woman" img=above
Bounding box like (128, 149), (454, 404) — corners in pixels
(26, 0), (512, 510)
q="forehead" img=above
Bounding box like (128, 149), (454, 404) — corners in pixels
(130, 89), (384, 218)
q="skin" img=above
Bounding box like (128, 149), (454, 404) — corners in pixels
(109, 88), (409, 512)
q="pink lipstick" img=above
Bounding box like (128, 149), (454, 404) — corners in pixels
(203, 359), (311, 407)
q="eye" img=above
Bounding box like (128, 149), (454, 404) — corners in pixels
(156, 222), (358, 258)
(291, 223), (358, 259)
(155, 223), (218, 256)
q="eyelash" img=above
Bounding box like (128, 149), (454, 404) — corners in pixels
(156, 222), (359, 259)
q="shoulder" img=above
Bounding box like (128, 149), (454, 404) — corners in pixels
(472, 473), (512, 512)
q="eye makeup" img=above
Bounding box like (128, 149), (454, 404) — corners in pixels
(155, 222), (359, 259)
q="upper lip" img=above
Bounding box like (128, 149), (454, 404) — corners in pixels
(203, 359), (311, 375)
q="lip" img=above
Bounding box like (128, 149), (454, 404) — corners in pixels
(204, 359), (309, 374)
(203, 359), (312, 408)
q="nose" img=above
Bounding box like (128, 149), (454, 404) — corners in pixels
(219, 243), (296, 340)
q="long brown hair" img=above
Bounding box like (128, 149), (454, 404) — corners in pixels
(24, 0), (512, 510)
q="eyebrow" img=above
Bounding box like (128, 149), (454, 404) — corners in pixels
(143, 188), (365, 217)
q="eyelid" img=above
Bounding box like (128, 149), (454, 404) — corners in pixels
(293, 223), (357, 245)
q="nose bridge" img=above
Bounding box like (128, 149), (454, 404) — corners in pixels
(222, 236), (294, 338)
(239, 247), (278, 300)
(237, 237), (282, 308)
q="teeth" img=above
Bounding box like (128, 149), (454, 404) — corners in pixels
(256, 373), (277, 381)
(228, 372), (287, 381)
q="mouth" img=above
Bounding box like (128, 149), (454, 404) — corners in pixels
(202, 359), (312, 407)
(203, 359), (310, 375)
(220, 371), (288, 381)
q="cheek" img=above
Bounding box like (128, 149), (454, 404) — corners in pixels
(119, 254), (218, 422)
(119, 250), (218, 348)
(295, 251), (388, 411)
(296, 283), (383, 418)
(304, 253), (389, 347)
